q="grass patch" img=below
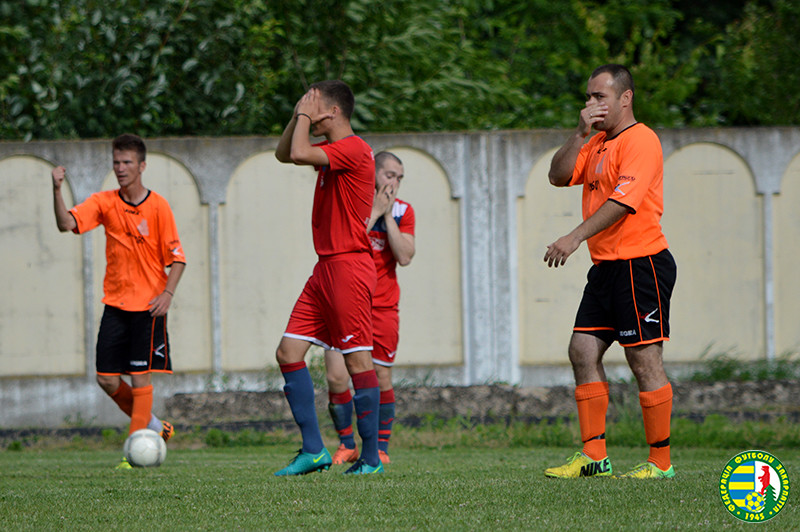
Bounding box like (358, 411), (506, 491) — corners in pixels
(688, 348), (800, 382)
(0, 445), (796, 530)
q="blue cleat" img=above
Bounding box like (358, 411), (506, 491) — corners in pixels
(274, 448), (332, 476)
(343, 458), (384, 475)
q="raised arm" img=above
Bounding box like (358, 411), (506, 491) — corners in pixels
(52, 166), (77, 232)
(548, 101), (607, 186)
(368, 183), (415, 266)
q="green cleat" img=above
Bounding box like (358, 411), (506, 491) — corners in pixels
(274, 448), (332, 476)
(544, 451), (612, 478)
(343, 458), (384, 475)
(614, 461), (675, 479)
(116, 457), (133, 470)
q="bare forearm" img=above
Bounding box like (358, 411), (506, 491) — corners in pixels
(544, 200), (629, 268)
(53, 188), (76, 232)
(384, 214), (415, 266)
(289, 115), (316, 164)
(548, 132), (586, 186)
(571, 200), (629, 242)
(275, 116), (297, 162)
(165, 262), (186, 295)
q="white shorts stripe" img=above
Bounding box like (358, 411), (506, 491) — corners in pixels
(282, 332), (332, 351)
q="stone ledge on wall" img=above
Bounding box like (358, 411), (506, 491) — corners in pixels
(164, 380), (800, 426)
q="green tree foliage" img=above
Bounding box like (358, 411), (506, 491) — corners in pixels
(0, 0), (797, 140)
(710, 0), (800, 125)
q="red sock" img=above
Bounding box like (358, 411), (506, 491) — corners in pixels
(110, 380), (133, 416)
(640, 383), (672, 471)
(130, 385), (154, 435)
(575, 381), (609, 461)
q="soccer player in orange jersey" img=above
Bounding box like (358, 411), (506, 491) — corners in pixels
(324, 151), (416, 466)
(52, 134), (185, 468)
(543, 64), (677, 479)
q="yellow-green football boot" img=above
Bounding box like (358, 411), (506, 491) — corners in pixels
(544, 451), (612, 478)
(614, 461), (675, 479)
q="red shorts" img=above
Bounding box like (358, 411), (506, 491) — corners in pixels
(371, 307), (399, 367)
(284, 253), (376, 354)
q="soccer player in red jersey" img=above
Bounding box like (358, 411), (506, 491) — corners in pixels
(324, 152), (416, 466)
(273, 80), (383, 475)
(543, 65), (677, 479)
(52, 134), (185, 468)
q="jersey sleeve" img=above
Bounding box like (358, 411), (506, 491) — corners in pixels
(158, 198), (186, 266)
(320, 138), (361, 172)
(608, 131), (662, 213)
(399, 203), (415, 236)
(69, 193), (105, 235)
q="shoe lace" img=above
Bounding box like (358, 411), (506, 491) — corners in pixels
(566, 451), (584, 465)
(345, 458), (366, 473)
(626, 463), (651, 476)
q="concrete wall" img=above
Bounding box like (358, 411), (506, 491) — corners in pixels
(1, 128), (799, 427)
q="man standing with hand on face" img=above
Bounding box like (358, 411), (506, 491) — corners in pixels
(325, 151), (415, 467)
(543, 64), (677, 479)
(52, 134), (185, 469)
(273, 80), (382, 476)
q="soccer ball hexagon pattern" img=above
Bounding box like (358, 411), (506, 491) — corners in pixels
(123, 428), (167, 467)
(744, 491), (765, 513)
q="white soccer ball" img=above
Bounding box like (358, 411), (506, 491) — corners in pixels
(123, 428), (167, 467)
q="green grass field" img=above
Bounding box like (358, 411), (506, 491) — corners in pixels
(1, 443), (797, 531)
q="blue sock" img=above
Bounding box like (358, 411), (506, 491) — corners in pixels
(281, 363), (323, 454)
(352, 370), (380, 466)
(378, 389), (396, 453)
(328, 390), (356, 448)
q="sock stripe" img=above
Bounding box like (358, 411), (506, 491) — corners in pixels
(380, 388), (395, 404)
(280, 361), (306, 374)
(650, 437), (670, 448)
(329, 390), (353, 404)
(352, 370), (379, 390)
(583, 432), (606, 443)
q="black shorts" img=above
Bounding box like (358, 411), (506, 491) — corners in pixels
(96, 305), (172, 375)
(574, 249), (676, 347)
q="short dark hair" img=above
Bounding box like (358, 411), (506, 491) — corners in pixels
(375, 151), (403, 172)
(112, 134), (147, 162)
(310, 80), (355, 119)
(591, 64), (634, 99)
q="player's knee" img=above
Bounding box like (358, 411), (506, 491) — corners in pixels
(96, 374), (118, 395)
(327, 372), (349, 391)
(275, 346), (290, 365)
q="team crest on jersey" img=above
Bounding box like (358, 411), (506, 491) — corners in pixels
(370, 235), (386, 252)
(719, 450), (789, 522)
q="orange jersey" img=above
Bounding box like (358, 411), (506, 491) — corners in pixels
(70, 190), (185, 311)
(570, 123), (668, 263)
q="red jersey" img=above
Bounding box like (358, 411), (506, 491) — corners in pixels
(70, 190), (185, 311)
(369, 199), (415, 309)
(569, 123), (668, 263)
(313, 136), (375, 257)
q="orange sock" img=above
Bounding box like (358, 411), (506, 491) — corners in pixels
(575, 381), (609, 460)
(110, 380), (133, 416)
(130, 385), (154, 435)
(640, 383), (672, 471)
